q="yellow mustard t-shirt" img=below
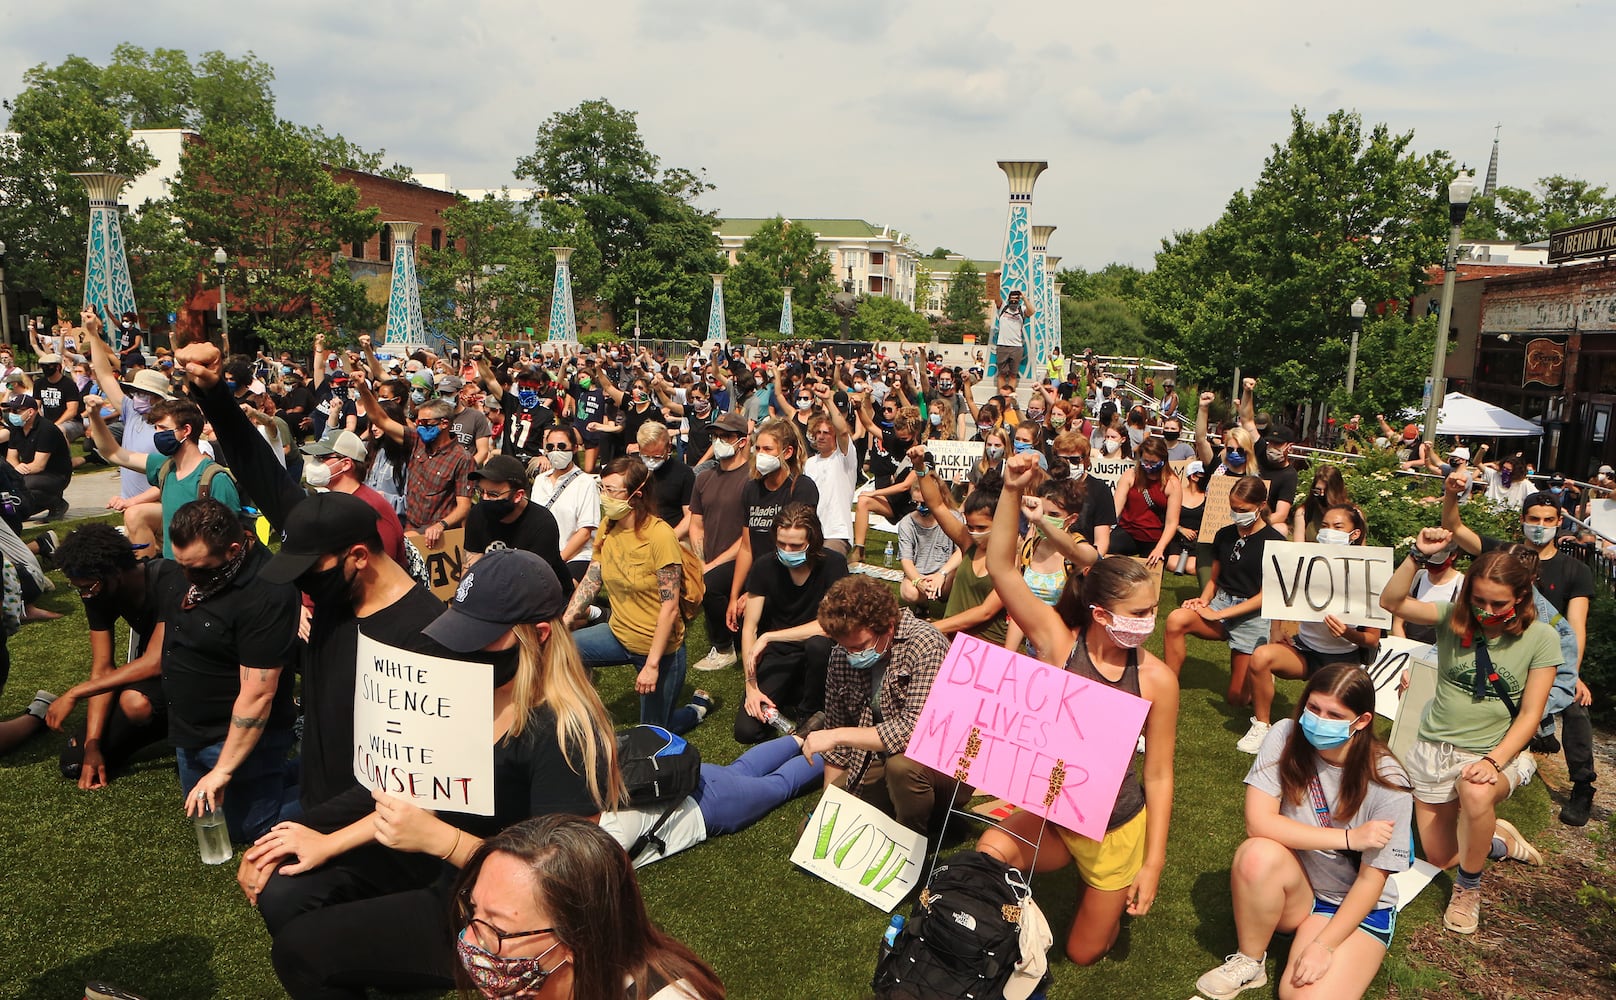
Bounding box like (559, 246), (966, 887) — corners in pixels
(601, 518), (685, 656)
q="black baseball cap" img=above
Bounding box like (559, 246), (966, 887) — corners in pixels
(258, 492), (384, 584)
(422, 550), (567, 651)
(469, 454), (528, 489)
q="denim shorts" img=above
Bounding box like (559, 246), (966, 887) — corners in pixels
(1210, 589), (1267, 654)
(1310, 898), (1396, 948)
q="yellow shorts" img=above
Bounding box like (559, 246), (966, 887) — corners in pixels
(1054, 807), (1148, 892)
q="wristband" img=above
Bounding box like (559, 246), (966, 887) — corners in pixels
(1482, 755), (1503, 773)
(1344, 828), (1351, 851)
(440, 830), (462, 860)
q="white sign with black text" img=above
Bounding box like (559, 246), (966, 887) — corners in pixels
(1260, 541), (1397, 629)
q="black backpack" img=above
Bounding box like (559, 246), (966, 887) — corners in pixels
(872, 851), (1028, 1000)
(616, 725), (702, 862)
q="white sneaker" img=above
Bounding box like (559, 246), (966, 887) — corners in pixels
(1235, 719), (1271, 754)
(694, 647), (736, 672)
(1196, 952), (1267, 999)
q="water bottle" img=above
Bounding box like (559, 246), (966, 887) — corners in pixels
(193, 803), (233, 865)
(883, 540), (895, 567)
(763, 706), (796, 735)
(877, 914), (905, 965)
(1174, 549), (1190, 575)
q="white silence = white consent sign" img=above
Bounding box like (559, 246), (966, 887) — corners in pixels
(352, 633), (495, 816)
(1259, 541), (1396, 629)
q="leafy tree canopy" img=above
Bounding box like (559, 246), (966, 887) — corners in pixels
(1463, 174), (1616, 243)
(722, 217), (836, 340)
(849, 294), (929, 342)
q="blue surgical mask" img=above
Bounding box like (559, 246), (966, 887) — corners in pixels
(845, 644), (885, 670)
(152, 429), (182, 456)
(777, 549), (808, 568)
(416, 424), (441, 444)
(5, 413), (22, 428)
(410, 389), (427, 405)
(1225, 449), (1247, 467)
(1013, 441), (1034, 455)
(226, 379), (239, 393)
(1299, 709), (1356, 750)
(916, 503), (930, 516)
(1549, 486), (1563, 496)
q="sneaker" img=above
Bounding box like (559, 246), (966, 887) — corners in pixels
(1560, 783), (1595, 828)
(25, 690), (56, 722)
(35, 529), (58, 566)
(1443, 885), (1482, 934)
(694, 647), (736, 672)
(1195, 952), (1267, 999)
(85, 984), (150, 1000)
(45, 498), (70, 522)
(688, 689), (714, 722)
(1493, 818), (1542, 865)
(1235, 719), (1271, 754)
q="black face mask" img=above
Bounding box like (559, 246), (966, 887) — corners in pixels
(479, 497), (517, 521)
(489, 645), (521, 688)
(1163, 431), (1180, 443)
(298, 555), (356, 611)
(42, 365), (61, 378)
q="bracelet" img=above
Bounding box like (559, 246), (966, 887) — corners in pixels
(1344, 828), (1351, 851)
(1482, 755), (1504, 773)
(440, 830), (462, 860)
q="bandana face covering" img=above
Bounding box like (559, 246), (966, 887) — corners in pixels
(181, 546), (248, 609)
(456, 931), (568, 998)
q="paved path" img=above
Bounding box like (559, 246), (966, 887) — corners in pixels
(27, 468), (126, 528)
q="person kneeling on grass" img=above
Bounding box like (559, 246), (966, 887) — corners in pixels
(1196, 663), (1413, 1000)
(1378, 532), (1554, 936)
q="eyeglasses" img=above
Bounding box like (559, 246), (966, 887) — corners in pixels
(73, 579), (103, 600)
(601, 484), (631, 497)
(416, 418), (449, 428)
(465, 918), (556, 956)
(476, 488), (517, 502)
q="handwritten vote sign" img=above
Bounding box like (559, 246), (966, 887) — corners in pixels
(905, 634), (1151, 841)
(1260, 541), (1396, 629)
(353, 633), (495, 816)
(790, 783), (926, 911)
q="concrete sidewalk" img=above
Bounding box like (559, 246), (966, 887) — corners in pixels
(27, 468), (125, 527)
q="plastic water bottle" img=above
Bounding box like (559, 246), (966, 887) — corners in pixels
(877, 914), (905, 965)
(763, 706), (796, 735)
(193, 803), (232, 865)
(883, 540), (895, 567)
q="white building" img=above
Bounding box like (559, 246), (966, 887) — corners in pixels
(715, 217), (922, 309)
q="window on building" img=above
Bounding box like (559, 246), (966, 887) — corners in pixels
(870, 251), (885, 267)
(431, 228), (443, 251)
(379, 226), (393, 262)
(351, 239), (366, 259)
(870, 275), (884, 293)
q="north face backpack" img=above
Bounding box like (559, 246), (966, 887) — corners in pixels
(872, 850), (1027, 1000)
(617, 725), (701, 806)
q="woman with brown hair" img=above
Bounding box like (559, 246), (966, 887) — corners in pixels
(727, 418), (819, 627)
(453, 814), (724, 999)
(1196, 664), (1412, 1000)
(1294, 466), (1350, 542)
(1109, 437), (1183, 565)
(1379, 532), (1557, 936)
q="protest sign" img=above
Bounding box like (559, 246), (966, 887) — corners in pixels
(904, 634), (1152, 841)
(790, 783), (927, 911)
(1260, 541), (1396, 629)
(1200, 475), (1238, 536)
(926, 440), (984, 484)
(352, 633), (495, 816)
(1388, 657), (1438, 763)
(1587, 498), (1616, 541)
(1363, 636), (1437, 721)
(406, 528), (467, 602)
(1126, 556), (1165, 601)
(1086, 457), (1132, 486)
(1390, 858), (1444, 911)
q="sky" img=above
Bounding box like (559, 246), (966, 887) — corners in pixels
(3, 1), (1612, 271)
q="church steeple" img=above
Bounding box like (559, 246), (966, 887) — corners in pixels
(1483, 124), (1501, 198)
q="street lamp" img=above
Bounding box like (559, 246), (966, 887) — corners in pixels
(1346, 296), (1367, 394)
(634, 295), (641, 345)
(213, 247), (230, 353)
(1424, 171), (1476, 445)
(0, 241), (11, 350)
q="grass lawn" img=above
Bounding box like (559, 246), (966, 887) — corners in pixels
(0, 526), (1549, 1000)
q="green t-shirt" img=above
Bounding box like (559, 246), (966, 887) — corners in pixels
(145, 452), (242, 559)
(1418, 601), (1560, 752)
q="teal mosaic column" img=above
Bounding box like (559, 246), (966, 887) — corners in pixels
(1044, 253), (1063, 363)
(73, 172), (137, 346)
(986, 160), (1047, 380)
(1028, 225), (1054, 378)
(1052, 278), (1065, 359)
(547, 247), (577, 343)
(706, 274), (727, 343)
(383, 222), (425, 346)
(779, 285), (794, 339)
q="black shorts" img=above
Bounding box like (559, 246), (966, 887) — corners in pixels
(886, 491), (917, 520)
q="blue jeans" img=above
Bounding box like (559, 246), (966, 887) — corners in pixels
(694, 736), (824, 834)
(573, 623), (700, 733)
(175, 728), (299, 843)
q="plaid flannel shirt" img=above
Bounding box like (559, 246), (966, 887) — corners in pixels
(822, 610), (951, 778)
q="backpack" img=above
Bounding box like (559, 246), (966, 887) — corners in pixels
(0, 461), (31, 530)
(616, 725), (703, 863)
(156, 457), (237, 501)
(677, 543), (706, 621)
(873, 851), (1028, 1000)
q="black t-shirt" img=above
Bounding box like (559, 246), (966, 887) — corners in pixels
(649, 459), (695, 528)
(746, 550), (849, 632)
(743, 474), (821, 556)
(867, 429), (910, 488)
(620, 400), (658, 449)
(448, 704), (609, 837)
(569, 383), (608, 443)
(1213, 523), (1285, 600)
(155, 549), (300, 749)
(499, 392), (557, 458)
(1261, 463), (1299, 514)
(684, 408), (720, 462)
(84, 560), (164, 654)
(1077, 477), (1117, 540)
(11, 418), (73, 478)
(1479, 534), (1595, 616)
(465, 501), (573, 600)
(35, 374), (81, 425)
(278, 383), (315, 421)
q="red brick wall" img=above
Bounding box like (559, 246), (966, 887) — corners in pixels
(337, 170), (460, 260)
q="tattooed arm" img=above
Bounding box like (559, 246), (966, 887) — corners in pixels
(634, 562), (683, 697)
(562, 562), (604, 629)
(183, 664), (282, 817)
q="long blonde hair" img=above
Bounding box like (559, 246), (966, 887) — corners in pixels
(506, 619), (627, 810)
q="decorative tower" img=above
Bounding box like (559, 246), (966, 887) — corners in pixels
(1483, 125), (1501, 199)
(779, 286), (794, 339)
(73, 172), (138, 345)
(1052, 279), (1066, 361)
(382, 222), (426, 346)
(547, 247), (577, 344)
(1044, 254), (1063, 359)
(1027, 225), (1055, 375)
(986, 160), (1047, 381)
(706, 274), (727, 343)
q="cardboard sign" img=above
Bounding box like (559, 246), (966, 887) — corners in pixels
(926, 440), (984, 484)
(352, 633), (495, 816)
(1388, 657), (1438, 763)
(790, 783), (927, 911)
(1199, 475), (1238, 536)
(407, 528), (467, 602)
(1126, 556), (1165, 601)
(1587, 498), (1616, 542)
(1260, 542), (1396, 629)
(904, 634), (1152, 841)
(1086, 457), (1133, 487)
(1363, 636), (1437, 721)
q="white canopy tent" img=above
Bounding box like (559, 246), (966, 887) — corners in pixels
(1433, 391), (1543, 438)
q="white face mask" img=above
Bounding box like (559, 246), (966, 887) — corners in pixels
(548, 448), (574, 471)
(754, 452), (782, 475)
(712, 438), (738, 460)
(1316, 527), (1353, 546)
(1231, 509), (1260, 527)
(1096, 607), (1156, 649)
(642, 456), (664, 472)
(1102, 438), (1121, 455)
(1523, 523), (1556, 546)
(303, 459), (333, 490)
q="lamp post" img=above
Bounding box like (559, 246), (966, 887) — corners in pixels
(1424, 171), (1476, 445)
(0, 241), (11, 350)
(1346, 296), (1366, 394)
(213, 247), (230, 354)
(634, 295), (641, 346)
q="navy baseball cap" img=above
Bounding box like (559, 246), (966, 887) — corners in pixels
(422, 550), (567, 651)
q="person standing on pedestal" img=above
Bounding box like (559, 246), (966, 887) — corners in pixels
(992, 289), (1035, 394)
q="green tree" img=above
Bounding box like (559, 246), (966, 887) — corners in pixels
(1465, 175), (1616, 244)
(1324, 311), (1437, 419)
(1061, 296), (1153, 357)
(914, 262), (935, 313)
(1140, 108), (1453, 408)
(172, 118), (382, 351)
(850, 295), (929, 342)
(941, 261), (987, 337)
(927, 246), (956, 259)
(723, 217), (835, 339)
(419, 195), (552, 344)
